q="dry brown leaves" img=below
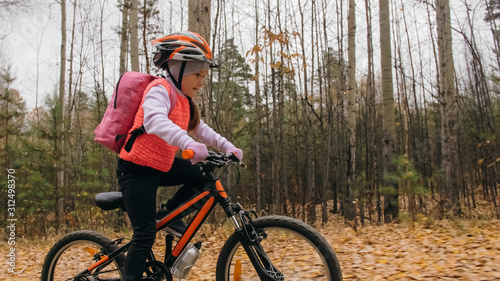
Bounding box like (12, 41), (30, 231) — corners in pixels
(1, 218), (499, 281)
(325, 219), (500, 281)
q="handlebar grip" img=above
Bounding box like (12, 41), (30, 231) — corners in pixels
(182, 149), (195, 159)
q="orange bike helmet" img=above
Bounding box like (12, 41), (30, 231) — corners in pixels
(151, 31), (218, 69)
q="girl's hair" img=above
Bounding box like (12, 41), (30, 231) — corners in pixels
(187, 96), (200, 131)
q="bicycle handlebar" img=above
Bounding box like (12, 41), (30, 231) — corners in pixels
(182, 149), (246, 168)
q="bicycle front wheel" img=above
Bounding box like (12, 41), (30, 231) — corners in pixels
(41, 230), (125, 281)
(216, 215), (342, 281)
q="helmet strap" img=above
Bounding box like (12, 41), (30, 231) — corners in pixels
(165, 61), (187, 91)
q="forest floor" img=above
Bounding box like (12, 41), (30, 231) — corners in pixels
(1, 216), (499, 281)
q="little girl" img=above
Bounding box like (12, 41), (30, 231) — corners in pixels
(117, 31), (243, 281)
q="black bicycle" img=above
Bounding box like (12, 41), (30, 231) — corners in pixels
(41, 151), (342, 280)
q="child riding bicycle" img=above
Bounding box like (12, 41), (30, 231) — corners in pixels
(116, 31), (243, 281)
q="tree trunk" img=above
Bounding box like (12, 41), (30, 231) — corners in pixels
(129, 0), (140, 72)
(379, 0), (398, 222)
(254, 0), (263, 212)
(436, 0), (460, 215)
(56, 0), (67, 229)
(188, 0), (211, 120)
(64, 0), (77, 217)
(142, 0), (151, 74)
(345, 0), (357, 223)
(99, 1), (108, 103)
(364, 0), (376, 226)
(119, 0), (130, 74)
(320, 0), (331, 225)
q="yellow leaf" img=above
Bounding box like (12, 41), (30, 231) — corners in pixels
(478, 159), (484, 165)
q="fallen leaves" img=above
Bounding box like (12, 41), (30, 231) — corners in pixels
(324, 219), (500, 280)
(0, 218), (499, 280)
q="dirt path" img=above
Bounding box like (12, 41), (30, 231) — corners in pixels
(1, 219), (499, 280)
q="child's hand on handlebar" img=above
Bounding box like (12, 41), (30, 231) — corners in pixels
(182, 149), (246, 168)
(226, 146), (243, 160)
(185, 141), (209, 164)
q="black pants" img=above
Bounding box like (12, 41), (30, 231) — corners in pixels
(117, 157), (208, 281)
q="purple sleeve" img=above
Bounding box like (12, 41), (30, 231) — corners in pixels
(142, 84), (194, 150)
(191, 120), (234, 152)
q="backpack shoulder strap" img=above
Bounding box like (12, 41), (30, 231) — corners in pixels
(124, 77), (178, 153)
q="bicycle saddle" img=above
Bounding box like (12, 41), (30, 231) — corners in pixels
(95, 192), (125, 210)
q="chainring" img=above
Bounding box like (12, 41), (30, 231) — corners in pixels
(144, 260), (173, 281)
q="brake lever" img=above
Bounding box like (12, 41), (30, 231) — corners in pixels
(227, 153), (247, 168)
(203, 159), (223, 167)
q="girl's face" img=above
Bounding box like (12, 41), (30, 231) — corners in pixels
(181, 70), (208, 98)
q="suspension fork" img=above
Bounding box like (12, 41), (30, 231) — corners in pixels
(219, 196), (282, 280)
(235, 210), (282, 280)
(219, 196), (240, 229)
(210, 172), (281, 279)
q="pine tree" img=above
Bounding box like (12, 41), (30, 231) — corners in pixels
(211, 38), (252, 140)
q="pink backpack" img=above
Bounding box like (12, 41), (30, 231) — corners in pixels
(94, 71), (177, 153)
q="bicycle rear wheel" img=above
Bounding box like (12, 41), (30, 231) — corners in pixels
(216, 215), (342, 281)
(41, 230), (125, 281)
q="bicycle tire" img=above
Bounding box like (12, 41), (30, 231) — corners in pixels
(216, 215), (342, 281)
(41, 230), (125, 281)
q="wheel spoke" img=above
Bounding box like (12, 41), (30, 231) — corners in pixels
(231, 229), (327, 280)
(216, 216), (341, 281)
(41, 231), (124, 281)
